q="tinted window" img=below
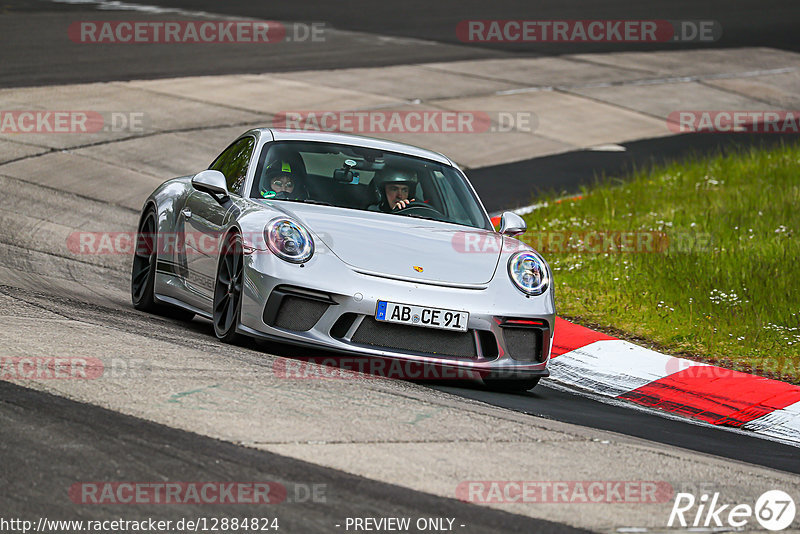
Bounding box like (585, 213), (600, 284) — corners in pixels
(210, 136), (255, 195)
(249, 141), (491, 230)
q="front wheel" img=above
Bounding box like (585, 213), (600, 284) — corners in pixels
(213, 232), (245, 344)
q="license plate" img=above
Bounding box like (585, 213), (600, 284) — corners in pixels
(375, 301), (469, 332)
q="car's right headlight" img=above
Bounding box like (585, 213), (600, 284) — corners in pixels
(508, 251), (549, 295)
(265, 218), (314, 263)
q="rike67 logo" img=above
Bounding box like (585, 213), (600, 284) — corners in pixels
(668, 490), (796, 531)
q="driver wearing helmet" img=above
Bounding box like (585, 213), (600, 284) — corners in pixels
(369, 167), (417, 212)
(260, 160), (308, 200)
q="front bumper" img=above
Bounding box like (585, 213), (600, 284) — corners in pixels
(238, 247), (554, 378)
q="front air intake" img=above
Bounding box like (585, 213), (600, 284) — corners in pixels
(351, 317), (478, 359)
(263, 286), (335, 332)
(502, 328), (543, 362)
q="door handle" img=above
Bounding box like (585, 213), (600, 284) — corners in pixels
(181, 208), (192, 219)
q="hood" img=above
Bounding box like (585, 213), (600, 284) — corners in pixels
(271, 202), (502, 285)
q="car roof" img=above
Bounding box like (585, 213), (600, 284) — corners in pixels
(257, 128), (454, 166)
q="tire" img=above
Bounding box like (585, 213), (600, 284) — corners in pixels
(131, 208), (160, 312)
(482, 377), (540, 392)
(213, 232), (245, 344)
(131, 207), (195, 321)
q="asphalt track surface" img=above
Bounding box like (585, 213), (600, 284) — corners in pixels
(3, 0), (798, 213)
(118, 0), (800, 57)
(437, 383), (800, 475)
(0, 380), (589, 534)
(2, 1), (800, 531)
(1, 0), (799, 87)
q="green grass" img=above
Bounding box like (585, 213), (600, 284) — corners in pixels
(520, 142), (800, 383)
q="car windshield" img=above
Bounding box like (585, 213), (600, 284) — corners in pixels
(249, 140), (492, 230)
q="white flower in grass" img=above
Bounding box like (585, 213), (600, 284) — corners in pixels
(695, 175), (724, 189)
(708, 289), (744, 306)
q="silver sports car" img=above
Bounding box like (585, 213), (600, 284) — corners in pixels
(131, 129), (554, 391)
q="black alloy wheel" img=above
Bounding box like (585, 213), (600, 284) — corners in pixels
(131, 209), (159, 311)
(131, 207), (195, 320)
(213, 232), (245, 343)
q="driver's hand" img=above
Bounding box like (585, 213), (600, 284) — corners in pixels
(393, 198), (416, 210)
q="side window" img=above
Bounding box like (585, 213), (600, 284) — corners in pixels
(209, 137), (255, 195)
(432, 170), (471, 224)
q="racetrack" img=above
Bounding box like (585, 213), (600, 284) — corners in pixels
(3, 0), (800, 87)
(2, 1), (800, 532)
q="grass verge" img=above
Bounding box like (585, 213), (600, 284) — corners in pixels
(520, 142), (800, 383)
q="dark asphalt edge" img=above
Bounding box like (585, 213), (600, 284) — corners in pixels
(0, 379), (591, 534)
(469, 132), (800, 212)
(431, 382), (800, 475)
(59, 0), (800, 56)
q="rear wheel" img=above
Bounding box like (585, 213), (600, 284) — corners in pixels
(483, 377), (540, 392)
(131, 209), (159, 312)
(213, 232), (245, 344)
(131, 207), (195, 320)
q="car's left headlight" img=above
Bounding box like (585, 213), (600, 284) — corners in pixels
(508, 251), (549, 295)
(265, 218), (314, 263)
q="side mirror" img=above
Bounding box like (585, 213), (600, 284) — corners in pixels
(192, 170), (229, 199)
(499, 211), (526, 236)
